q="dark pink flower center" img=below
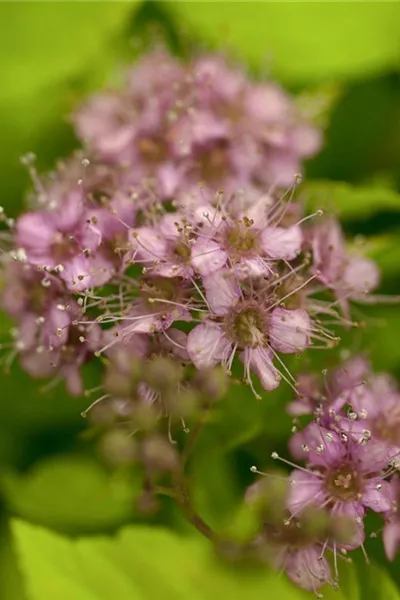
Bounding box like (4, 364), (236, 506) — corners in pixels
(225, 220), (260, 257)
(137, 136), (168, 165)
(197, 141), (229, 182)
(224, 301), (267, 348)
(51, 232), (80, 261)
(326, 465), (361, 502)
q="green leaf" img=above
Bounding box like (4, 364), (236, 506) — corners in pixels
(197, 378), (292, 455)
(367, 233), (400, 280)
(0, 3), (137, 102)
(356, 562), (399, 600)
(1, 456), (140, 534)
(0, 1), (138, 213)
(170, 3), (400, 84)
(191, 448), (240, 530)
(303, 181), (400, 220)
(0, 515), (27, 600)
(12, 519), (356, 600)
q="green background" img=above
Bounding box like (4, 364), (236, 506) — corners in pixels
(1, 2), (400, 598)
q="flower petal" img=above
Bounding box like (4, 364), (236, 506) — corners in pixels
(191, 239), (227, 276)
(261, 225), (302, 260)
(383, 521), (400, 561)
(203, 269), (240, 316)
(269, 307), (310, 353)
(342, 254), (380, 295)
(242, 346), (280, 391)
(362, 480), (393, 513)
(287, 470), (324, 514)
(187, 323), (227, 369)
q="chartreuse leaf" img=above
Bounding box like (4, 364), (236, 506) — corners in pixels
(303, 181), (400, 220)
(1, 456), (140, 534)
(12, 519), (359, 600)
(0, 515), (27, 600)
(0, 1), (139, 213)
(169, 3), (400, 84)
(0, 2), (138, 102)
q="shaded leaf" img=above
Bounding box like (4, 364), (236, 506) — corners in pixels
(2, 456), (140, 534)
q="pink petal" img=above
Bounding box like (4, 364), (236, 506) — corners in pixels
(289, 424), (346, 467)
(130, 227), (167, 262)
(158, 163), (181, 198)
(16, 212), (55, 260)
(53, 188), (84, 231)
(64, 366), (84, 396)
(158, 213), (181, 239)
(242, 346), (280, 391)
(187, 323), (227, 369)
(261, 225), (302, 260)
(244, 84), (290, 124)
(312, 219), (345, 284)
(269, 307), (310, 354)
(287, 470), (324, 514)
(362, 480), (393, 513)
(60, 256), (93, 292)
(203, 269), (240, 316)
(342, 254), (380, 295)
(290, 125), (323, 158)
(383, 521), (400, 561)
(285, 546), (331, 592)
(191, 239), (227, 276)
(234, 258), (271, 279)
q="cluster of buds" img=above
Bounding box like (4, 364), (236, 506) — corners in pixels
(0, 50), (395, 595)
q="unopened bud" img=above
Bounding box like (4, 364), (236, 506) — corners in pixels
(99, 429), (137, 467)
(141, 435), (179, 472)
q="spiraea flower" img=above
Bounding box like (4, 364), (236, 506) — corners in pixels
(311, 217), (380, 317)
(75, 51), (322, 198)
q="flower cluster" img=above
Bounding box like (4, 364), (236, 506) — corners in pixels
(247, 357), (400, 594)
(75, 51), (322, 199)
(0, 50), (396, 595)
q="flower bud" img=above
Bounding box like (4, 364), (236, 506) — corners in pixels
(144, 356), (184, 393)
(99, 429), (137, 466)
(141, 434), (179, 472)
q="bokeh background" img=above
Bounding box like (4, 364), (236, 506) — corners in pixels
(1, 2), (400, 599)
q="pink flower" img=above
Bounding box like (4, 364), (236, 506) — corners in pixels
(74, 51), (321, 197)
(187, 269), (311, 393)
(16, 188), (111, 291)
(20, 321), (101, 396)
(190, 193), (303, 278)
(287, 424), (393, 539)
(312, 218), (380, 316)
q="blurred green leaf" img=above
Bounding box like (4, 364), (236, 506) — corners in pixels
(2, 455), (140, 534)
(12, 519), (351, 600)
(196, 377), (292, 456)
(367, 233), (400, 280)
(0, 515), (27, 600)
(0, 1), (138, 213)
(303, 181), (400, 220)
(191, 448), (240, 530)
(356, 562), (399, 600)
(170, 2), (400, 84)
(0, 2), (137, 102)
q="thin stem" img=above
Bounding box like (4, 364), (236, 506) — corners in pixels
(173, 468), (218, 542)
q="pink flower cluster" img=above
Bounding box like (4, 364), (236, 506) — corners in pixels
(0, 50), (395, 593)
(75, 51), (321, 199)
(249, 357), (400, 593)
